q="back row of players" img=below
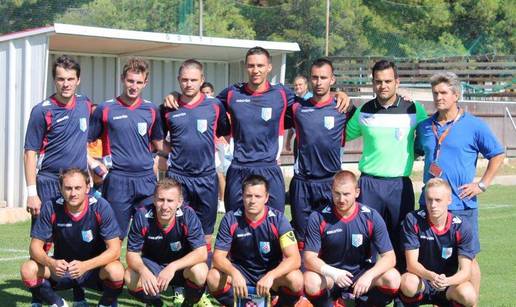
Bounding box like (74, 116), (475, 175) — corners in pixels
(22, 46), (503, 306)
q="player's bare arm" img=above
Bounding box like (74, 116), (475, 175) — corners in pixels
(405, 248), (442, 289)
(67, 237), (120, 279)
(156, 245), (207, 292)
(126, 251), (160, 296)
(213, 249), (248, 298)
(304, 250), (353, 288)
(353, 250), (396, 297)
(24, 150), (41, 216)
(29, 238), (68, 277)
(256, 241), (300, 296)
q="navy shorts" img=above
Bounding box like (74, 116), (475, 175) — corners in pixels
(450, 208), (480, 254)
(50, 268), (103, 291)
(36, 172), (61, 203)
(142, 257), (186, 287)
(289, 175), (333, 242)
(102, 171), (157, 237)
(224, 162), (285, 213)
(167, 170), (218, 235)
(400, 278), (449, 306)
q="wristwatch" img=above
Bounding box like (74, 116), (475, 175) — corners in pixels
(478, 181), (487, 192)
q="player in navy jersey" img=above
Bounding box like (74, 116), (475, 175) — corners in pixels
(399, 178), (477, 307)
(207, 175), (303, 306)
(286, 58), (356, 247)
(160, 59), (230, 251)
(24, 55), (92, 305)
(303, 171), (400, 306)
(125, 178), (209, 307)
(89, 57), (164, 236)
(20, 168), (124, 307)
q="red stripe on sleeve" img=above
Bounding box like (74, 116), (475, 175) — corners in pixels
(101, 106), (111, 156)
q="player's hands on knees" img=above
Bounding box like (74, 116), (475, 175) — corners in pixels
(334, 92), (350, 113)
(27, 196), (42, 216)
(335, 269), (354, 288)
(429, 273), (447, 291)
(230, 270), (248, 298)
(256, 273), (274, 297)
(68, 260), (88, 279)
(51, 259), (69, 277)
(157, 265), (176, 292)
(140, 269), (160, 296)
(163, 92), (180, 109)
(352, 271), (373, 297)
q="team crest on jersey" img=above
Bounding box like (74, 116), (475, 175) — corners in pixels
(197, 119), (208, 133)
(259, 241), (271, 254)
(137, 122), (147, 136)
(170, 241), (182, 251)
(351, 234), (363, 247)
(81, 230), (94, 243)
(324, 116), (335, 130)
(441, 247), (453, 259)
(102, 155), (113, 168)
(261, 107), (272, 121)
(79, 117), (87, 132)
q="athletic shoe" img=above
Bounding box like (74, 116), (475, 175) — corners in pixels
(194, 294), (214, 307)
(217, 200), (225, 214)
(51, 299), (69, 307)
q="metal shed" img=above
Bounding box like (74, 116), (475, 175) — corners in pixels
(0, 23), (300, 209)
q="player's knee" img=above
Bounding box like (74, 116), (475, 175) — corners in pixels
(284, 270), (304, 292)
(124, 268), (140, 291)
(207, 268), (224, 292)
(101, 260), (125, 281)
(449, 282), (477, 306)
(378, 268), (401, 289)
(20, 260), (39, 280)
(185, 262), (208, 286)
(400, 272), (420, 297)
(303, 271), (325, 295)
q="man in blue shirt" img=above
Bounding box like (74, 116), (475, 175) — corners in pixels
(20, 168), (124, 307)
(399, 178), (477, 307)
(415, 72), (504, 296)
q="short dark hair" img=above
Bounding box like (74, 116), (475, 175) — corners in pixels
(242, 174), (269, 193)
(372, 60), (398, 79)
(122, 57), (150, 80)
(245, 46), (271, 63)
(178, 59), (204, 76)
(59, 168), (90, 187)
(311, 58), (334, 74)
(52, 55), (81, 79)
(201, 82), (214, 92)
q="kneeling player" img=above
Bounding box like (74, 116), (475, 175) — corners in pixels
(20, 168), (124, 307)
(303, 170), (400, 306)
(399, 178), (477, 307)
(125, 178), (209, 307)
(207, 175), (303, 306)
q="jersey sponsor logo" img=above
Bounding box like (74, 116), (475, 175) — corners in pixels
(148, 235), (163, 240)
(300, 109), (314, 113)
(137, 122), (147, 136)
(452, 216), (462, 224)
(351, 234), (363, 247)
(234, 209), (243, 216)
(267, 210), (276, 217)
(441, 247), (453, 259)
(419, 235), (435, 241)
(56, 115), (69, 123)
(81, 230), (94, 242)
(88, 196), (98, 205)
(261, 107), (272, 121)
(324, 116), (335, 130)
(145, 210), (154, 218)
(417, 210), (427, 218)
(279, 231), (297, 249)
(176, 208), (184, 217)
(394, 127), (407, 141)
(57, 223), (72, 227)
(237, 232), (252, 238)
(360, 206), (371, 213)
(322, 206), (332, 213)
(326, 228), (343, 235)
(170, 241), (182, 251)
(42, 100), (51, 106)
(113, 115), (128, 120)
(236, 99), (251, 103)
(172, 113), (186, 118)
(197, 119), (208, 133)
(259, 241), (271, 254)
(79, 117), (87, 132)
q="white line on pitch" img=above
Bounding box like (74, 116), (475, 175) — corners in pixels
(0, 248), (26, 253)
(0, 255), (27, 261)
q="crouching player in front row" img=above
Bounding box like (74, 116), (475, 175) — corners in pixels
(207, 175), (304, 306)
(303, 170), (400, 306)
(399, 178), (477, 307)
(20, 168), (124, 306)
(125, 178), (210, 307)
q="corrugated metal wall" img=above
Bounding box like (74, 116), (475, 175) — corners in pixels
(0, 35), (49, 208)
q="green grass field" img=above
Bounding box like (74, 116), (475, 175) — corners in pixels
(0, 185), (515, 306)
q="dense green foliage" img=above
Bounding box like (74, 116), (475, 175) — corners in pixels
(2, 0), (514, 80)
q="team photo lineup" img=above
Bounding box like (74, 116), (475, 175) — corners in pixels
(20, 45), (504, 307)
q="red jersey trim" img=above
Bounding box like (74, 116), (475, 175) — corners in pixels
(64, 199), (89, 222)
(246, 207), (268, 229)
(429, 213), (452, 235)
(179, 94), (205, 109)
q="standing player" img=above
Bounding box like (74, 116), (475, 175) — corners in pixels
(303, 171), (400, 306)
(20, 168), (124, 307)
(399, 178), (477, 306)
(125, 178), (210, 307)
(345, 60), (427, 265)
(89, 57), (163, 236)
(287, 58), (355, 247)
(165, 47), (350, 213)
(160, 59), (230, 250)
(207, 175), (303, 307)
(24, 55), (92, 305)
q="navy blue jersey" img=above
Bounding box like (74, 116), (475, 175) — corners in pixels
(88, 97), (163, 174)
(305, 204), (392, 275)
(31, 196), (121, 262)
(24, 94), (92, 175)
(127, 205), (206, 265)
(161, 95), (230, 176)
(215, 207), (297, 279)
(287, 97), (355, 178)
(401, 210), (476, 276)
(217, 82), (296, 165)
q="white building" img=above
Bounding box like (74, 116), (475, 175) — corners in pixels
(0, 23), (299, 209)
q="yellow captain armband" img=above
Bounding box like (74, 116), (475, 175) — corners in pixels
(279, 230), (297, 249)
